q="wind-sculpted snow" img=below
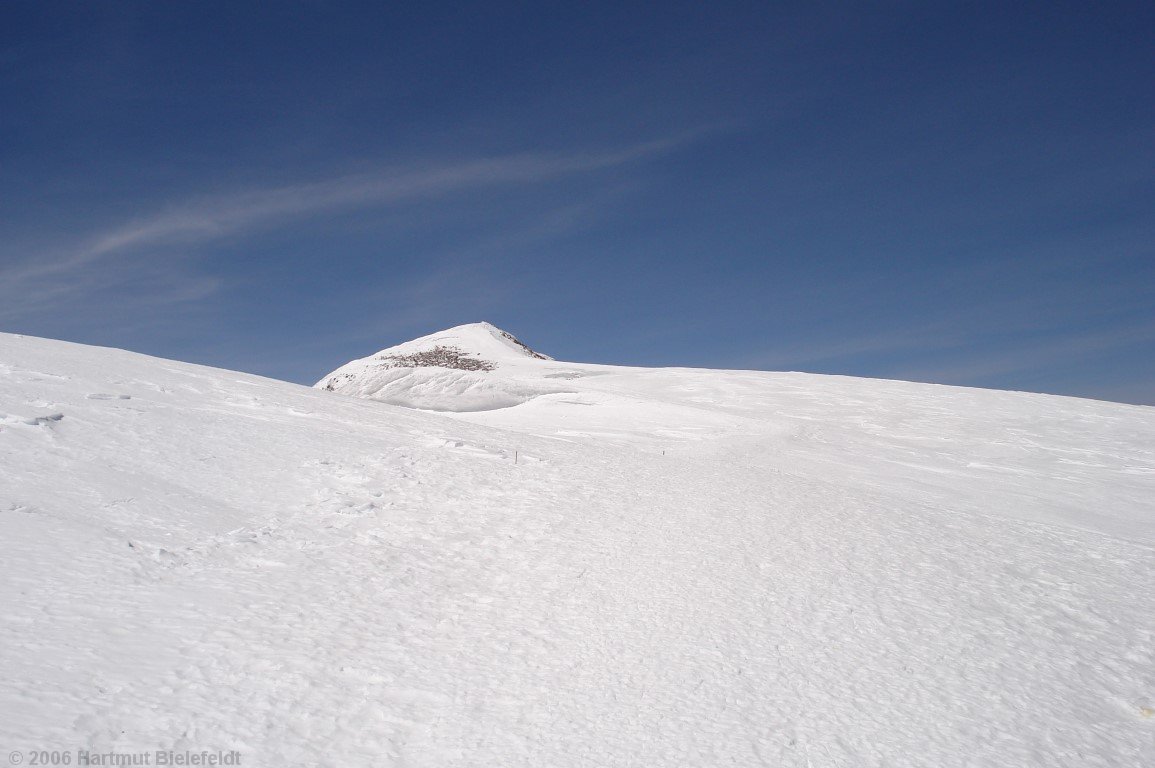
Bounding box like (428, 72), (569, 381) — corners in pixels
(327, 366), (576, 412)
(3, 329), (1154, 767)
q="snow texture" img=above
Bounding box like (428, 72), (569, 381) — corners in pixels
(2, 325), (1154, 767)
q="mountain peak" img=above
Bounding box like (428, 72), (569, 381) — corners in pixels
(315, 323), (555, 409)
(421, 322), (552, 362)
(366, 322), (551, 366)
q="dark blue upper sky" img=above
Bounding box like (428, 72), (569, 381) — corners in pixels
(2, 1), (1152, 403)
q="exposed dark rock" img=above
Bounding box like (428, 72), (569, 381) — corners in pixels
(374, 345), (496, 371)
(497, 330), (549, 360)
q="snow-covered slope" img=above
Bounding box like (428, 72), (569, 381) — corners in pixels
(320, 323), (1155, 542)
(4, 328), (1155, 767)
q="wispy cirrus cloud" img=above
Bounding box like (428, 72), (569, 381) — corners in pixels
(737, 326), (963, 371)
(736, 312), (1155, 404)
(0, 133), (698, 320)
(887, 320), (1155, 389)
(83, 137), (687, 262)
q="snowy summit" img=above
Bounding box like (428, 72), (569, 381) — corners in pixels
(318, 322), (554, 410)
(2, 325), (1154, 767)
(323, 322), (551, 379)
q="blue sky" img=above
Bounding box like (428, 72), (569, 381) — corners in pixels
(2, 2), (1152, 404)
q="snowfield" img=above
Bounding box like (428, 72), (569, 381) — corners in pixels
(2, 324), (1153, 767)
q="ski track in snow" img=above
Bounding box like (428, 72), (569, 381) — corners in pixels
(2, 330), (1154, 767)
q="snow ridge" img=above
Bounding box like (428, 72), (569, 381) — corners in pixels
(493, 327), (550, 360)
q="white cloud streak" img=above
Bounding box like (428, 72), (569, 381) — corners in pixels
(6, 138), (686, 280)
(887, 321), (1155, 387)
(0, 135), (696, 316)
